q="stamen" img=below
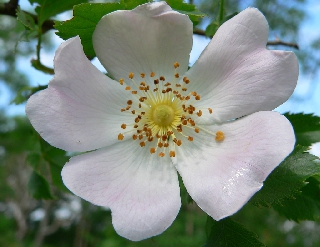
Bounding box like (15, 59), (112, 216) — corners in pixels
(118, 133), (124, 140)
(118, 62), (208, 158)
(215, 131), (225, 142)
(173, 62), (180, 68)
(158, 152), (165, 157)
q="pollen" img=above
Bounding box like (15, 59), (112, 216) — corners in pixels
(215, 131), (225, 142)
(159, 152), (165, 157)
(117, 62), (215, 158)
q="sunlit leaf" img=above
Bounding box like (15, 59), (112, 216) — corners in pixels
(29, 0), (88, 25)
(55, 0), (149, 58)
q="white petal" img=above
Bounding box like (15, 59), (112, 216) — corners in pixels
(26, 37), (132, 152)
(186, 8), (298, 123)
(62, 140), (180, 241)
(175, 111), (295, 220)
(93, 2), (193, 85)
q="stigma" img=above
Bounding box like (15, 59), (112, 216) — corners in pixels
(117, 62), (225, 157)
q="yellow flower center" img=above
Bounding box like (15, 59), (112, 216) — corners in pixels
(152, 105), (175, 126)
(117, 62), (224, 157)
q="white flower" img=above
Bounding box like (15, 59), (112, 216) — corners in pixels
(26, 2), (298, 241)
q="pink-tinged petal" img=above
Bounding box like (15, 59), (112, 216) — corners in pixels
(93, 2), (192, 85)
(61, 140), (180, 241)
(26, 36), (132, 152)
(175, 111), (295, 220)
(186, 8), (298, 123)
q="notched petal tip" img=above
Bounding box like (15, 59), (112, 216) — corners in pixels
(132, 1), (173, 17)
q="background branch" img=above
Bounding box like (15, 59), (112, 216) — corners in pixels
(194, 28), (299, 49)
(0, 0), (54, 33)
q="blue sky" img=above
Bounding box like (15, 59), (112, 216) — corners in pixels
(1, 0), (320, 155)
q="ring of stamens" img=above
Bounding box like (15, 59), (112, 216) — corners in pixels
(117, 62), (225, 157)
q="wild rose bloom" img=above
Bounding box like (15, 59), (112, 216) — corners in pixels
(26, 2), (298, 241)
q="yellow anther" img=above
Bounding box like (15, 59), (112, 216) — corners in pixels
(159, 76), (165, 81)
(150, 72), (155, 77)
(195, 95), (201, 100)
(175, 73), (180, 78)
(188, 136), (194, 141)
(132, 134), (137, 140)
(195, 127), (200, 133)
(159, 152), (165, 157)
(140, 73), (145, 78)
(121, 124), (126, 129)
(129, 72), (134, 79)
(215, 131), (225, 142)
(197, 110), (202, 117)
(183, 76), (190, 84)
(208, 108), (213, 114)
(173, 62), (180, 68)
(127, 100), (132, 105)
(119, 78), (124, 85)
(169, 151), (176, 157)
(140, 141), (146, 147)
(150, 147), (156, 154)
(118, 133), (124, 140)
(125, 86), (131, 90)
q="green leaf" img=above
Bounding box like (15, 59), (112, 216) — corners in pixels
(39, 138), (69, 191)
(11, 85), (47, 105)
(29, 0), (88, 26)
(166, 0), (206, 25)
(16, 7), (37, 30)
(55, 2), (125, 58)
(251, 145), (320, 207)
(205, 21), (219, 37)
(28, 171), (54, 199)
(26, 153), (42, 170)
(285, 113), (320, 146)
(204, 217), (265, 247)
(274, 177), (320, 221)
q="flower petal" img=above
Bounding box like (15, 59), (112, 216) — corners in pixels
(26, 36), (132, 152)
(61, 140), (180, 241)
(93, 2), (193, 84)
(175, 111), (295, 220)
(186, 8), (298, 123)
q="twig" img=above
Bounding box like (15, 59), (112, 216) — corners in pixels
(193, 28), (299, 49)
